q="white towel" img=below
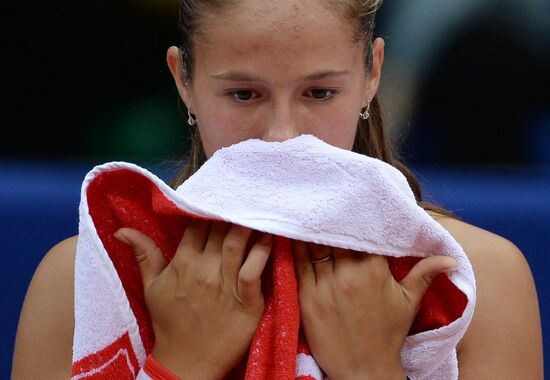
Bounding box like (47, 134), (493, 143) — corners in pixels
(71, 134), (475, 379)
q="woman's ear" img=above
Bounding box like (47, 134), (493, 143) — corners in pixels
(363, 37), (385, 105)
(167, 46), (194, 111)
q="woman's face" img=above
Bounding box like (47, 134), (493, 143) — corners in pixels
(168, 0), (384, 158)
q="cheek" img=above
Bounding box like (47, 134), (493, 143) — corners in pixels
(196, 102), (261, 158)
(306, 104), (360, 150)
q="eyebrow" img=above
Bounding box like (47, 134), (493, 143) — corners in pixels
(210, 70), (352, 82)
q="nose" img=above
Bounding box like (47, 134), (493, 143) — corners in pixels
(261, 99), (302, 142)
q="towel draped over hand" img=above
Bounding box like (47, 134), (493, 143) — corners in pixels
(71, 134), (475, 380)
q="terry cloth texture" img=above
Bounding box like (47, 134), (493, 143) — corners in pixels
(71, 134), (475, 380)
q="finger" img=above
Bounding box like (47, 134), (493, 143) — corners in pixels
(221, 224), (253, 287)
(308, 242), (334, 282)
(332, 247), (364, 273)
(114, 228), (168, 290)
(203, 221), (232, 259)
(177, 218), (211, 256)
(292, 240), (316, 291)
(400, 255), (458, 309)
(237, 233), (273, 305)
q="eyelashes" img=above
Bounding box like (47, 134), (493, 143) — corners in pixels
(225, 88), (340, 104)
(227, 90), (259, 102)
(306, 88), (338, 100)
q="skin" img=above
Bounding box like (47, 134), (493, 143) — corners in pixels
(115, 221), (273, 379)
(12, 0), (543, 379)
(176, 0), (373, 155)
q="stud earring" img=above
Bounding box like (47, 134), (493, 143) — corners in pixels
(187, 110), (197, 126)
(359, 102), (371, 120)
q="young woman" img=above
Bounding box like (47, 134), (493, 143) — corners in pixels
(12, 0), (543, 378)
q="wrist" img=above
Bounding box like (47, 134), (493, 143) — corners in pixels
(142, 354), (182, 380)
(151, 347), (221, 380)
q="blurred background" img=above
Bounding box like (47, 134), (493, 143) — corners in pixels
(1, 0), (549, 377)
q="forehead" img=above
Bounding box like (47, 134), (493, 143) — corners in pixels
(194, 0), (363, 79)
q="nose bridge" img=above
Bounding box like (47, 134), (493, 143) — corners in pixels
(262, 95), (301, 142)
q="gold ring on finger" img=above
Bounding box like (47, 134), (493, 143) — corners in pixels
(311, 254), (333, 264)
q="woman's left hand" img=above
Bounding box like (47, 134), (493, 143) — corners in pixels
(292, 241), (458, 380)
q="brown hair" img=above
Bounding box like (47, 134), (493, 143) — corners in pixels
(169, 0), (458, 219)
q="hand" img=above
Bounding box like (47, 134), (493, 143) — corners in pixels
(114, 219), (273, 380)
(292, 241), (457, 380)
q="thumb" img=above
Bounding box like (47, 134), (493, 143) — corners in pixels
(399, 255), (458, 309)
(114, 228), (168, 289)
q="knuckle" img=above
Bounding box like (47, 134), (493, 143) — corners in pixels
(194, 271), (217, 288)
(172, 253), (191, 272)
(238, 272), (257, 288)
(223, 236), (243, 256)
(421, 272), (434, 286)
(338, 273), (363, 293)
(166, 262), (181, 280)
(169, 262), (187, 281)
(301, 296), (327, 318)
(194, 276), (207, 287)
(133, 248), (148, 265)
(173, 291), (190, 305)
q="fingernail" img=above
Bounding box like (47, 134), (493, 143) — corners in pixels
(260, 233), (272, 245)
(114, 230), (130, 244)
(444, 258), (458, 272)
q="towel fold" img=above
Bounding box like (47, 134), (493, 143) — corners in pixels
(71, 134), (475, 380)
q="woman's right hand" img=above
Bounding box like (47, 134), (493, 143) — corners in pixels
(113, 219), (273, 380)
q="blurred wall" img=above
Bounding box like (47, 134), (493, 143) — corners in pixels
(377, 0), (550, 166)
(2, 0), (548, 166)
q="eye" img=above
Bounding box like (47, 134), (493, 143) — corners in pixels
(226, 90), (261, 103)
(305, 88), (338, 101)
